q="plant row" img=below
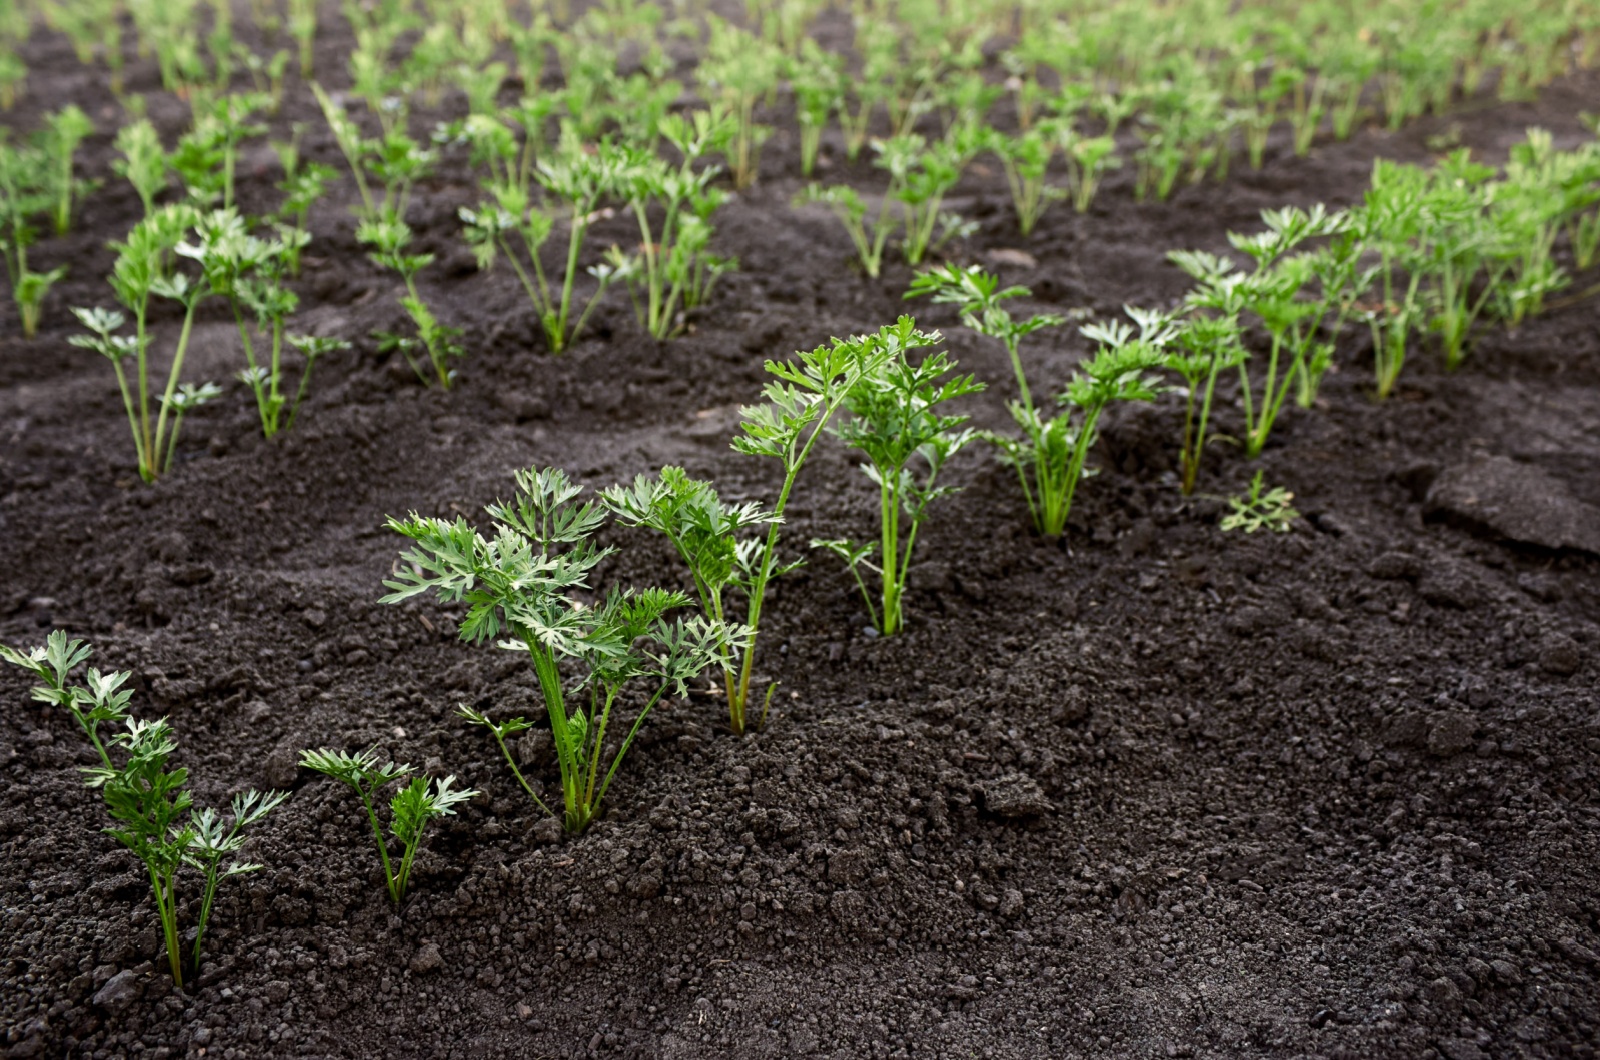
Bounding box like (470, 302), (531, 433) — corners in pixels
(1, 160), (1588, 974)
(5, 0), (1598, 341)
(4, 90), (1592, 494)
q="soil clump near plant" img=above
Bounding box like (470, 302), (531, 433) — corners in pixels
(2, 26), (1599, 1060)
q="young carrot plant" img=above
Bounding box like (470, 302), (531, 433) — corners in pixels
(717, 319), (913, 728)
(182, 789), (287, 972)
(1059, 129), (1120, 215)
(41, 104), (95, 234)
(1011, 309), (1173, 537)
(794, 182), (895, 279)
(1296, 226), (1376, 406)
(605, 112), (736, 339)
(72, 204), (218, 481)
(911, 263), (1170, 536)
(0, 134), (67, 337)
(797, 133), (975, 276)
(181, 208), (312, 436)
(1353, 161), (1431, 398)
(1163, 312), (1246, 496)
(788, 39), (844, 177)
(114, 119), (168, 218)
(882, 132), (978, 267)
(987, 125), (1062, 237)
(1173, 204), (1349, 452)
(814, 345), (984, 635)
(600, 466), (777, 717)
(1488, 129), (1588, 325)
(699, 15), (782, 188)
(312, 82), (436, 224)
(88, 720), (233, 986)
(364, 216), (463, 387)
(458, 130), (622, 354)
(381, 466), (743, 831)
(299, 749), (473, 903)
(4, 632), (287, 987)
(1420, 152), (1507, 371)
(1220, 470), (1298, 533)
(1, 630), (128, 769)
(271, 129), (336, 277)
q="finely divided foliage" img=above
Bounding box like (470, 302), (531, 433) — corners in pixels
(3, 634), (285, 988)
(815, 336), (984, 636)
(299, 748), (474, 903)
(380, 466), (745, 832)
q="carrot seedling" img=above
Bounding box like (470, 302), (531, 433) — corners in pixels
(383, 467), (744, 831)
(1220, 471), (1299, 533)
(814, 343), (984, 635)
(300, 749), (474, 903)
(5, 634), (286, 987)
(72, 204), (216, 481)
(1163, 313), (1246, 496)
(601, 467), (777, 715)
(0, 132), (67, 337)
(721, 319), (913, 728)
(113, 119), (168, 218)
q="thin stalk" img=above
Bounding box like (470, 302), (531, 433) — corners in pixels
(229, 299), (269, 435)
(1049, 406), (1102, 537)
(485, 724), (556, 818)
(164, 411), (186, 475)
(594, 682), (672, 806)
(134, 299), (152, 467)
(1004, 335), (1034, 419)
(879, 478), (900, 634)
(149, 300), (200, 482)
(356, 786), (399, 904)
(580, 686), (618, 824)
(149, 863), (183, 987)
(191, 863), (222, 969)
(552, 214), (589, 352)
(110, 358), (149, 475)
(732, 415), (833, 730)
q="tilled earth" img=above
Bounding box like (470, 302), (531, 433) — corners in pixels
(2, 22), (1599, 1060)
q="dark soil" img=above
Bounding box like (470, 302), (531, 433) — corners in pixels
(3, 18), (1599, 1060)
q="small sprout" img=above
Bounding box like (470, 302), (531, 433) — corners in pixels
(184, 790), (289, 971)
(73, 203), (208, 481)
(7, 632), (287, 988)
(1221, 471), (1299, 533)
(600, 466), (776, 715)
(0, 629), (125, 768)
(300, 748), (474, 903)
(0, 132), (68, 337)
(42, 104), (96, 234)
(361, 215), (462, 386)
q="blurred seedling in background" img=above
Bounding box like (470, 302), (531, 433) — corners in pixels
(1220, 470), (1299, 533)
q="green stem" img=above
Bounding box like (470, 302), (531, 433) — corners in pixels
(149, 863), (183, 987)
(109, 358), (149, 475)
(230, 298), (269, 436)
(356, 785), (399, 903)
(553, 208), (590, 352)
(879, 476), (900, 634)
(488, 727), (555, 819)
(191, 860), (221, 970)
(151, 299), (201, 480)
